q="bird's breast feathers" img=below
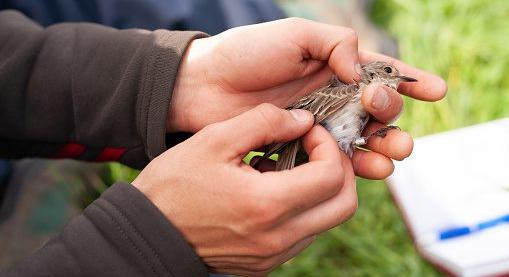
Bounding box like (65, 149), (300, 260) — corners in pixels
(322, 95), (369, 157)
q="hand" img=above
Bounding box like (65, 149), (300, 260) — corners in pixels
(135, 104), (357, 276)
(168, 18), (448, 179)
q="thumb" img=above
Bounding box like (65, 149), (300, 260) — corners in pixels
(361, 83), (404, 123)
(213, 104), (314, 159)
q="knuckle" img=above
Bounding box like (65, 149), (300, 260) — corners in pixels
(318, 162), (345, 193)
(200, 122), (230, 147)
(342, 27), (358, 40)
(245, 197), (282, 230)
(374, 137), (386, 155)
(254, 234), (289, 257)
(253, 103), (283, 134)
(285, 17), (308, 26)
(255, 103), (280, 119)
(329, 163), (346, 184)
(200, 122), (223, 139)
(343, 195), (359, 221)
(239, 186), (284, 232)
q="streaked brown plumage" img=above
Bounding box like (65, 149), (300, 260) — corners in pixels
(260, 61), (417, 171)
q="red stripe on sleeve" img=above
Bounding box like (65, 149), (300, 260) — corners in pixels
(95, 147), (126, 162)
(51, 143), (86, 159)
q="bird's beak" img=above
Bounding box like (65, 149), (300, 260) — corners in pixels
(398, 75), (418, 82)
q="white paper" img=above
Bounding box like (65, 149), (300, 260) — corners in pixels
(387, 118), (509, 276)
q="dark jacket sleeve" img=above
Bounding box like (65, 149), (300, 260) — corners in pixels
(0, 10), (205, 169)
(0, 10), (209, 277)
(3, 183), (209, 277)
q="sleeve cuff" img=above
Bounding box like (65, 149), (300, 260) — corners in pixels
(87, 182), (208, 277)
(136, 30), (208, 162)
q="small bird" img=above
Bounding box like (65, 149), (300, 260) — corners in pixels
(259, 61), (417, 171)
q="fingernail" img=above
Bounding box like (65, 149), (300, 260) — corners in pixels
(290, 109), (311, 122)
(372, 86), (390, 110)
(354, 63), (362, 82)
(355, 63), (362, 75)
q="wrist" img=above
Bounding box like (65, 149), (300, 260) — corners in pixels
(166, 38), (210, 133)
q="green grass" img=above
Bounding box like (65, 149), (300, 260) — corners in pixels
(107, 0), (509, 275)
(372, 0), (509, 134)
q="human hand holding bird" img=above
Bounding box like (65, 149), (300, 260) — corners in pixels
(169, 18), (447, 179)
(134, 18), (447, 274)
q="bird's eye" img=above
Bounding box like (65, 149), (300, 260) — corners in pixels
(384, 67), (393, 73)
(370, 73), (375, 78)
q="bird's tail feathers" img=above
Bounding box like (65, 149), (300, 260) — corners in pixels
(275, 140), (300, 171)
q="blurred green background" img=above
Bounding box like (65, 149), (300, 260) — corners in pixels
(108, 0), (509, 276)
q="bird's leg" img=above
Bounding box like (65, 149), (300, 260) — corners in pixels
(368, 125), (401, 139)
(352, 125), (401, 147)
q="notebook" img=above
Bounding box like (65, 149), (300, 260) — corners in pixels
(387, 118), (509, 277)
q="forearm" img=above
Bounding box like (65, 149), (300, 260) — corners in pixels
(2, 183), (208, 277)
(0, 10), (206, 168)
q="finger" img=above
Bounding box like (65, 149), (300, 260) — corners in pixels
(352, 149), (394, 179)
(260, 125), (344, 217)
(280, 154), (358, 239)
(258, 66), (334, 108)
(360, 51), (447, 101)
(250, 156), (277, 172)
(207, 66), (333, 119)
(288, 18), (361, 83)
(212, 104), (314, 158)
(361, 122), (413, 161)
(361, 83), (404, 123)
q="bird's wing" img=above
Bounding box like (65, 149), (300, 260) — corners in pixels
(265, 82), (358, 171)
(275, 140), (300, 171)
(292, 84), (358, 123)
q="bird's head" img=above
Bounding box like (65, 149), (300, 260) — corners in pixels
(360, 61), (417, 89)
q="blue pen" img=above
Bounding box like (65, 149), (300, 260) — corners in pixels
(439, 214), (509, 241)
